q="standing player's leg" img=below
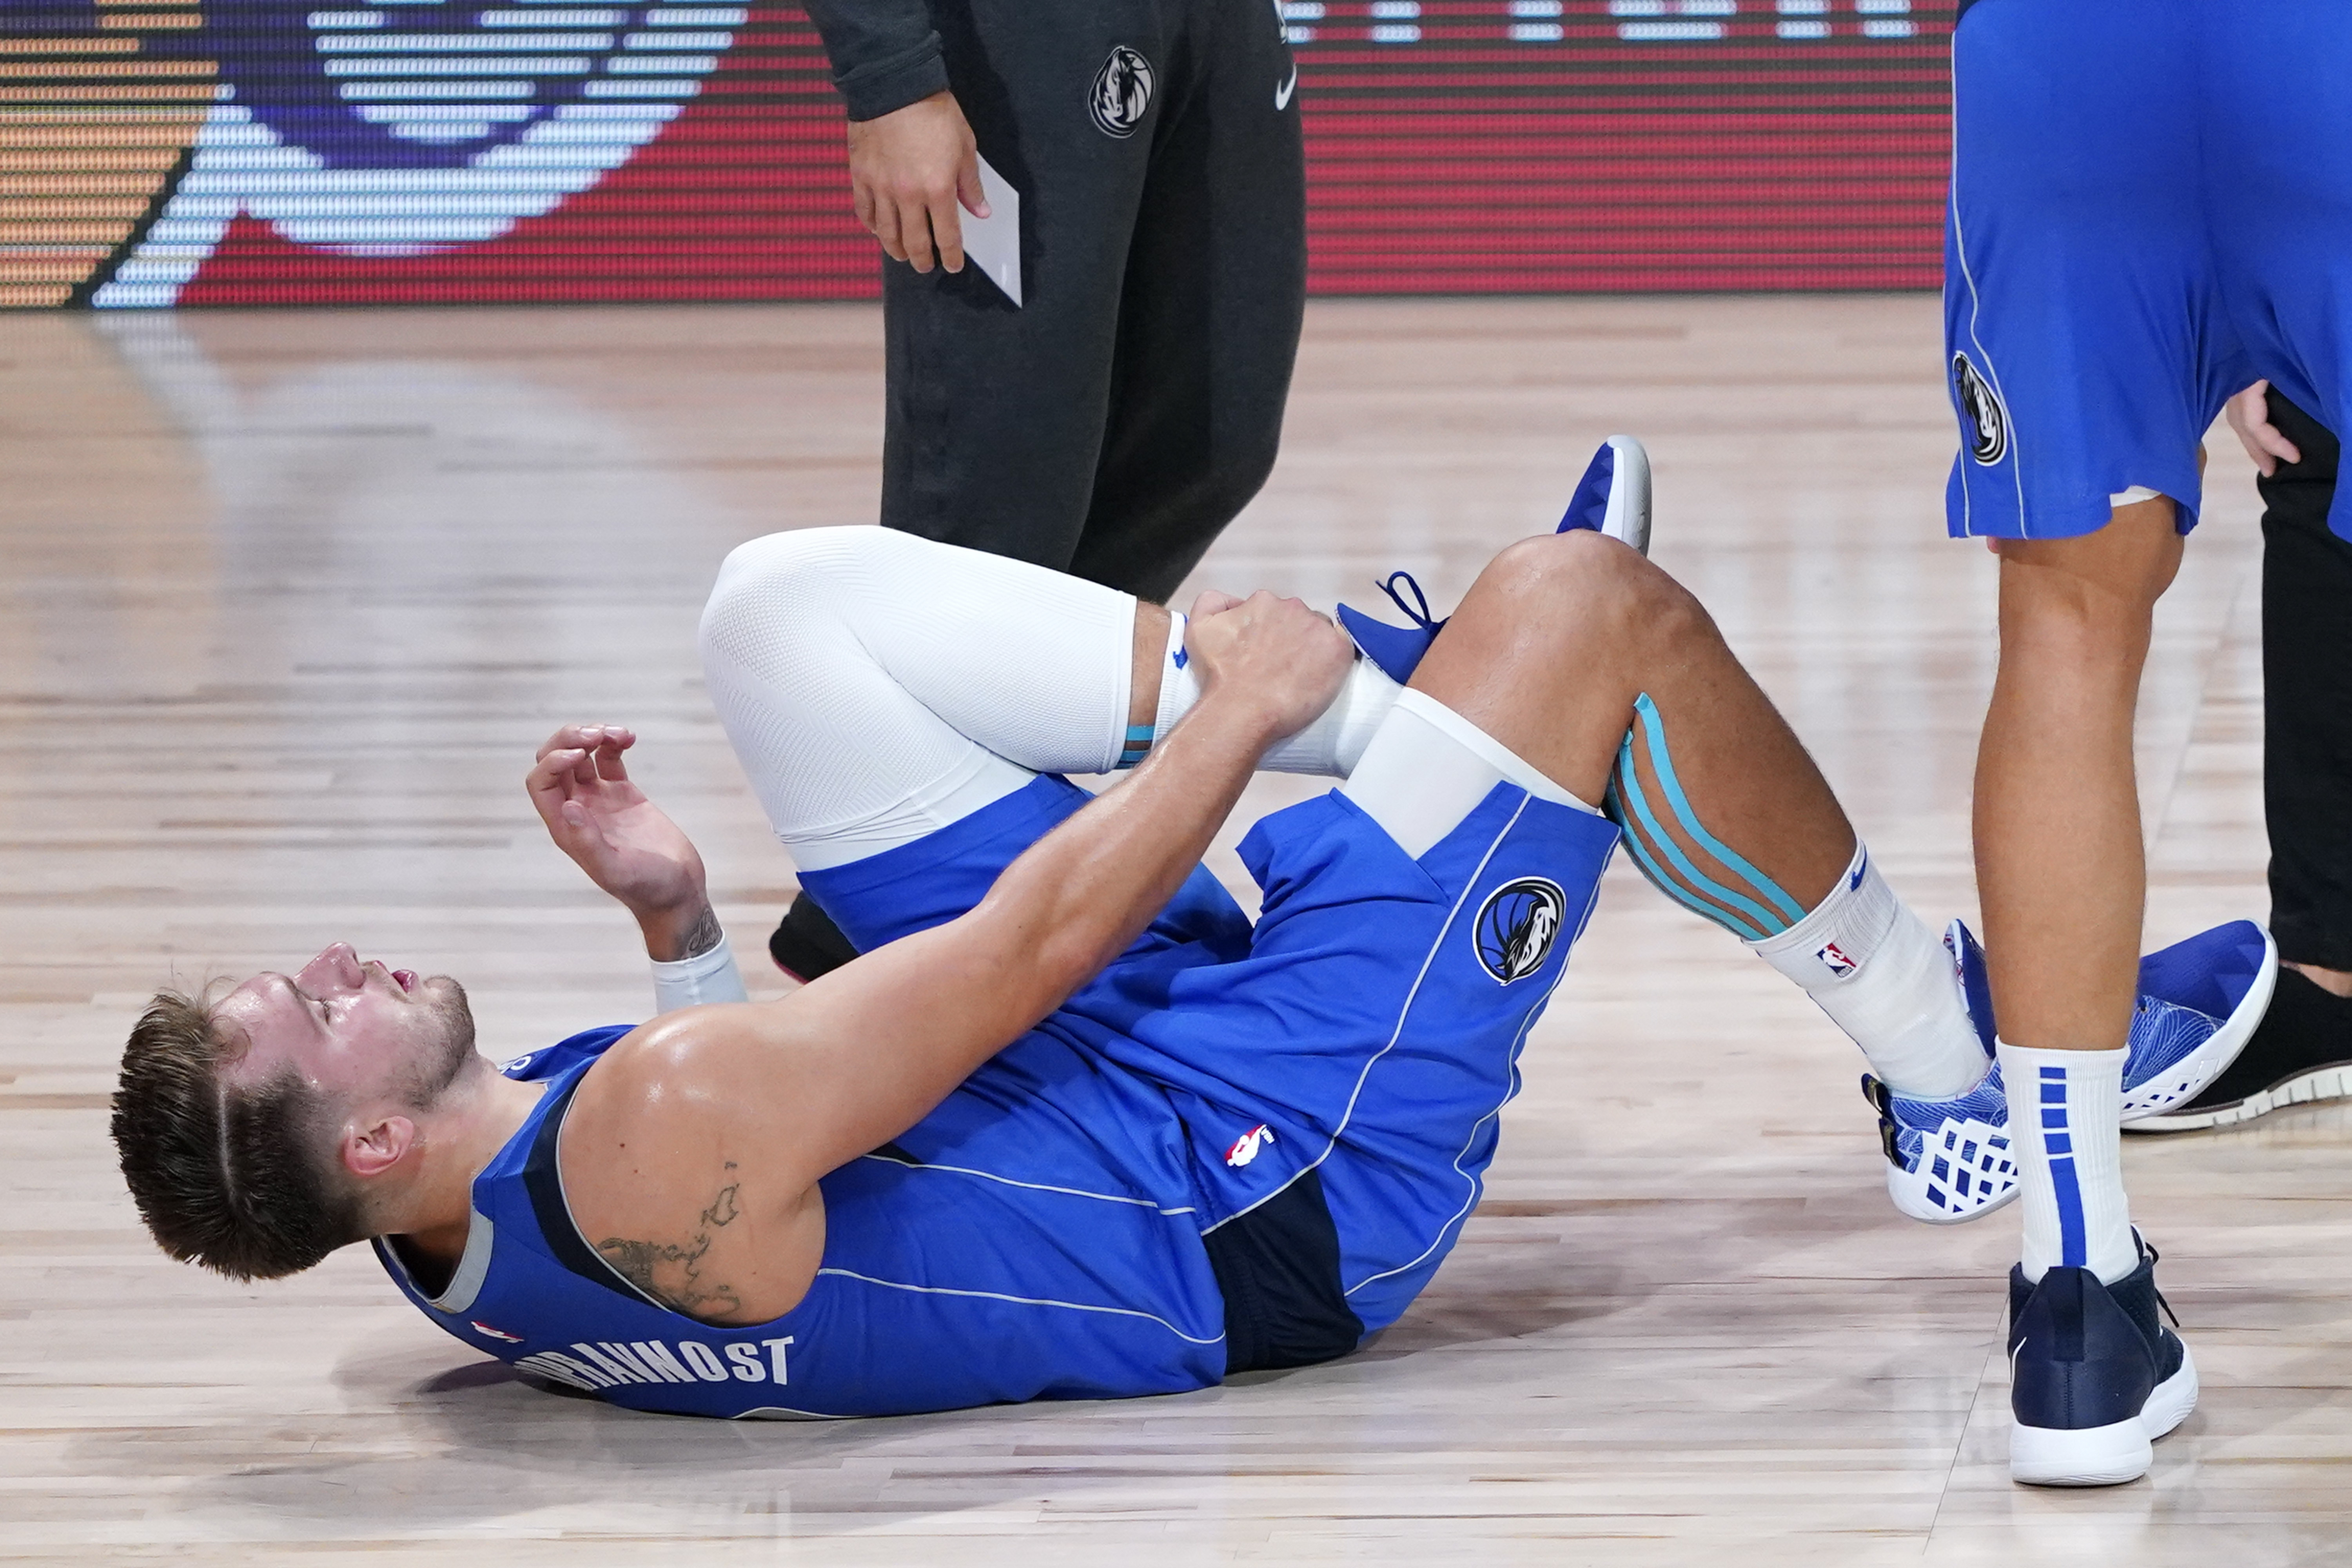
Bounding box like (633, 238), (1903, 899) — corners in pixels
(1942, 0), (2216, 1487)
(1066, 0), (1307, 605)
(1976, 499), (2182, 1079)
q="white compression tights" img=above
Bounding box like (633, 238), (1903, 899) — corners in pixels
(701, 528), (1137, 870)
(699, 526), (1588, 873)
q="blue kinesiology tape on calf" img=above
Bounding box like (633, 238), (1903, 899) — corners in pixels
(1603, 693), (1806, 942)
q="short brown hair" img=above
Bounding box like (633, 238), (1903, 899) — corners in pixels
(111, 985), (366, 1280)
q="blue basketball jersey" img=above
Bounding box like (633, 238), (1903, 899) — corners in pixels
(375, 1018), (1233, 1418)
(376, 774), (1619, 1419)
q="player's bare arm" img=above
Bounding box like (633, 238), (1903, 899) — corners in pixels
(548, 590), (1352, 1326)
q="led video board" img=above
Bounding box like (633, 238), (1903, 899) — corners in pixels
(1, 2), (1952, 307)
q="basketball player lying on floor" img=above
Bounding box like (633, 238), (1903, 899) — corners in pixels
(111, 448), (2264, 1428)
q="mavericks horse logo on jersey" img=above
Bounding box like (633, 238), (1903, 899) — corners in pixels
(1952, 352), (2011, 466)
(1474, 878), (1566, 984)
(1090, 46), (1156, 138)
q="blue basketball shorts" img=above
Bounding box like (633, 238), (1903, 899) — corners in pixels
(1945, 0), (2352, 542)
(798, 773), (1622, 1340)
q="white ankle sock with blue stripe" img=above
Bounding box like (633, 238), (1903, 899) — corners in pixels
(1999, 1041), (2136, 1284)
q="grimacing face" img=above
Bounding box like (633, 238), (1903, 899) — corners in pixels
(212, 944), (477, 1125)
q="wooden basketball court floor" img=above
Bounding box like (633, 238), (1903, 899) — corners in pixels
(3, 294), (2347, 1565)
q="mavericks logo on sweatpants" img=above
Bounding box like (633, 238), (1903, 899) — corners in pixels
(1090, 46), (1156, 138)
(1475, 878), (1566, 984)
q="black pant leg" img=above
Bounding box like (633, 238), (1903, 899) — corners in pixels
(1067, 0), (1307, 604)
(2258, 390), (2352, 971)
(876, 0), (1171, 579)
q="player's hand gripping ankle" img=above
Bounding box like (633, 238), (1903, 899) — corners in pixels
(1182, 589), (1355, 748)
(525, 723), (714, 957)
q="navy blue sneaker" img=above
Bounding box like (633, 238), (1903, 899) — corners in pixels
(1336, 435), (1651, 684)
(2008, 1236), (2197, 1486)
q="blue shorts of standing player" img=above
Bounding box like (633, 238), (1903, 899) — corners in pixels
(1945, 0), (2352, 541)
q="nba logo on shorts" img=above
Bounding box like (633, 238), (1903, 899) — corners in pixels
(1225, 1123), (1275, 1167)
(1474, 877), (1566, 984)
(1817, 941), (1858, 978)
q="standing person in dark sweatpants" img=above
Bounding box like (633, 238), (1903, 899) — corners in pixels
(2134, 382), (2352, 1131)
(800, 0), (1306, 604)
(773, 0), (1308, 979)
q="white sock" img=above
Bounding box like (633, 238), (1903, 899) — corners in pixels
(1998, 1042), (2137, 1284)
(1151, 614), (1200, 744)
(1150, 613), (1403, 777)
(1748, 843), (1990, 1099)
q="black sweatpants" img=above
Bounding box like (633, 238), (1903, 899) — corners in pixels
(2258, 390), (2352, 972)
(879, 0), (1306, 605)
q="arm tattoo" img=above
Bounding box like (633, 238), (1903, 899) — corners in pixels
(676, 902), (726, 963)
(596, 1162), (746, 1320)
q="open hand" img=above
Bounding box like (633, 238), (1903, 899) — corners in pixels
(846, 90), (988, 275)
(525, 724), (707, 926)
(2225, 381), (2302, 477)
(1182, 589), (1354, 745)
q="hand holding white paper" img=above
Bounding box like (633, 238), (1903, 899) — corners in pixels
(962, 154), (1022, 308)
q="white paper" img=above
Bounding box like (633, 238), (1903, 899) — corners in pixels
(960, 154), (1021, 308)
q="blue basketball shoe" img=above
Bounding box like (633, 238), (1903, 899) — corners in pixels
(2009, 1234), (2197, 1486)
(2119, 919), (2278, 1122)
(1865, 920), (2016, 1224)
(1867, 919), (2277, 1223)
(1336, 435), (1652, 683)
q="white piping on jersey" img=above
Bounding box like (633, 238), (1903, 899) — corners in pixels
(1343, 861), (1603, 1298)
(857, 1152), (1197, 1216)
(1946, 41), (2028, 537)
(733, 1405), (852, 1421)
(434, 1207), (499, 1314)
(815, 1265), (1226, 1346)
(1199, 792), (1533, 1238)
